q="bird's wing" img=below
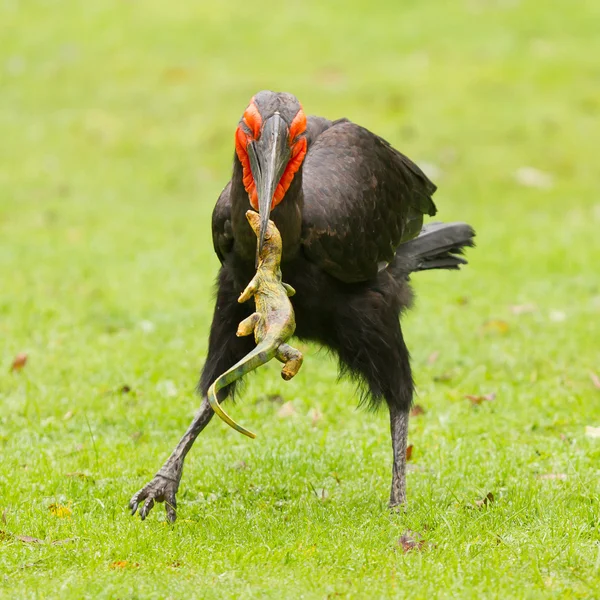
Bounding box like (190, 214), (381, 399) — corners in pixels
(212, 180), (234, 264)
(301, 121), (437, 283)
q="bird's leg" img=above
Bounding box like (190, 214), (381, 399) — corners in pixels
(275, 343), (303, 381)
(130, 266), (254, 522)
(389, 405), (409, 508)
(236, 312), (260, 337)
(129, 398), (213, 522)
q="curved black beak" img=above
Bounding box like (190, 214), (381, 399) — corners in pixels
(247, 113), (291, 261)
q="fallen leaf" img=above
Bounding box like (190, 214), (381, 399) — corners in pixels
(433, 371), (454, 383)
(277, 401), (296, 418)
(465, 393), (496, 405)
(410, 405), (425, 417)
(427, 351), (439, 365)
(309, 408), (323, 426)
(49, 503), (72, 518)
(481, 319), (510, 335)
(515, 166), (554, 190)
(62, 410), (74, 420)
(537, 473), (567, 481)
(109, 560), (139, 569)
(585, 426), (600, 438)
(10, 353), (28, 372)
(16, 535), (44, 544)
(406, 445), (414, 461)
(51, 538), (76, 546)
(474, 492), (495, 508)
(590, 373), (600, 390)
(397, 530), (426, 553)
(511, 303), (537, 315)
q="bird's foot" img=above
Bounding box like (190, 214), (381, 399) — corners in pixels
(129, 465), (181, 522)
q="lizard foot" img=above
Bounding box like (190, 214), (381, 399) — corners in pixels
(129, 470), (180, 523)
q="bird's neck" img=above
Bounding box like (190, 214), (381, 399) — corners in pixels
(230, 155), (304, 264)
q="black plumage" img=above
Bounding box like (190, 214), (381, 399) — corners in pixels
(129, 91), (475, 522)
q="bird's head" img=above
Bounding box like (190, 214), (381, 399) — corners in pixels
(235, 91), (307, 256)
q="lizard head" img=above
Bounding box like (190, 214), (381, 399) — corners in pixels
(245, 209), (282, 267)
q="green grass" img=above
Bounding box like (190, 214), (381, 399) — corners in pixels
(1, 0), (600, 597)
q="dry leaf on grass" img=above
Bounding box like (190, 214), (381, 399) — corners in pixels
(465, 393), (496, 405)
(49, 503), (72, 518)
(16, 535), (44, 544)
(481, 320), (510, 335)
(277, 401), (296, 418)
(51, 538), (76, 546)
(585, 426), (600, 438)
(10, 353), (28, 372)
(427, 351), (439, 365)
(590, 372), (600, 390)
(474, 492), (495, 508)
(433, 371), (454, 383)
(410, 405), (425, 417)
(309, 408), (323, 426)
(397, 530), (426, 553)
(406, 445), (414, 461)
(109, 560), (139, 569)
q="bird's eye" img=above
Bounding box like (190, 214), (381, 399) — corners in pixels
(242, 101), (262, 140)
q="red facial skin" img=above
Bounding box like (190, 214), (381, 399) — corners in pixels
(234, 99), (307, 211)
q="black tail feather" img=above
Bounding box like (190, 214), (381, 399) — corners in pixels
(390, 221), (475, 277)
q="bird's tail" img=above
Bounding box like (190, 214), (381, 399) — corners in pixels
(390, 221), (475, 276)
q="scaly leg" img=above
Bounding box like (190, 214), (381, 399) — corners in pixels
(129, 266), (254, 522)
(276, 343), (303, 381)
(236, 312), (260, 337)
(389, 406), (409, 507)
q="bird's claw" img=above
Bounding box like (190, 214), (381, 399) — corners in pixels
(129, 473), (179, 523)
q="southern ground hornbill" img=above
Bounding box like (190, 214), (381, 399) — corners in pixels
(130, 90), (475, 522)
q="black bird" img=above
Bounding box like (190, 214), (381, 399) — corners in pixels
(130, 91), (475, 522)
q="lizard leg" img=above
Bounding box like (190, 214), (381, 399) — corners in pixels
(236, 312), (260, 337)
(276, 343), (303, 381)
(283, 282), (296, 297)
(238, 277), (259, 303)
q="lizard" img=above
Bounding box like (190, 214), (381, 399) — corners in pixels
(207, 209), (303, 438)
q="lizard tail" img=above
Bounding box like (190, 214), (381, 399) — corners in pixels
(207, 342), (276, 439)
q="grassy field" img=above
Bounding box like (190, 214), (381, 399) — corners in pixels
(1, 0), (599, 597)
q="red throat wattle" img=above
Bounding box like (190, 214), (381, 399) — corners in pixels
(234, 100), (308, 211)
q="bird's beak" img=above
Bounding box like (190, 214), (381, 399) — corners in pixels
(247, 113), (291, 260)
